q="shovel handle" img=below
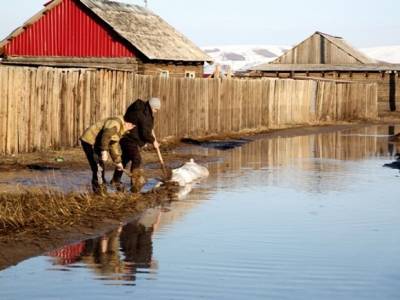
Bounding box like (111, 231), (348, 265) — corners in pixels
(121, 168), (133, 177)
(112, 162), (132, 177)
(156, 145), (168, 176)
(153, 131), (168, 178)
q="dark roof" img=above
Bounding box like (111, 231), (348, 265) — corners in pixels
(0, 0), (211, 62)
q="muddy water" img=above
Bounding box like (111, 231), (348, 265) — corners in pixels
(1, 125), (400, 300)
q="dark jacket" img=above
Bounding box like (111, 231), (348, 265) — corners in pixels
(123, 99), (155, 147)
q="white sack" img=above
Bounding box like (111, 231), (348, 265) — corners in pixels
(171, 159), (209, 187)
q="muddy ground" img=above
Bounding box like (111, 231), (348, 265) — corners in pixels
(1, 121), (399, 271)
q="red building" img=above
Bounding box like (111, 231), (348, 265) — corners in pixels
(0, 0), (211, 77)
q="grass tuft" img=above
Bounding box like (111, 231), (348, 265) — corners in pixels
(0, 189), (149, 232)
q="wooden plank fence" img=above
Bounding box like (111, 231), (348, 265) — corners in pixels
(0, 66), (378, 154)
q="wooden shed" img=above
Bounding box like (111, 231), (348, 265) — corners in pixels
(0, 0), (211, 78)
(248, 32), (400, 112)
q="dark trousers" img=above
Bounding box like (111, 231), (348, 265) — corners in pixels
(112, 138), (142, 183)
(81, 140), (106, 192)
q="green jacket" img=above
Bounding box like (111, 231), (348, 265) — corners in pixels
(80, 116), (127, 163)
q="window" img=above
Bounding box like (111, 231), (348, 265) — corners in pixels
(160, 70), (169, 78)
(185, 71), (196, 79)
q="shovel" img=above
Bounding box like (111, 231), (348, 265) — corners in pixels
(120, 166), (133, 177)
(153, 131), (171, 181)
(111, 162), (133, 178)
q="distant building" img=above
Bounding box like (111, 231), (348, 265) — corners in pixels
(248, 32), (400, 112)
(0, 0), (211, 78)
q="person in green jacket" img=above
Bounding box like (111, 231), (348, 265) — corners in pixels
(80, 115), (135, 194)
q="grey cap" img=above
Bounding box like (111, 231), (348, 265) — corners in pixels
(149, 97), (161, 110)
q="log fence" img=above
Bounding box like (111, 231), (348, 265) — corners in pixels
(0, 66), (378, 154)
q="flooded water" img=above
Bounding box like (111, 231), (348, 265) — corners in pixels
(1, 125), (400, 300)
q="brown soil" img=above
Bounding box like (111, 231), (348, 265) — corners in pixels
(0, 146), (207, 173)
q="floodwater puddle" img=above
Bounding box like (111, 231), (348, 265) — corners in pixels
(182, 137), (251, 150)
(1, 125), (400, 300)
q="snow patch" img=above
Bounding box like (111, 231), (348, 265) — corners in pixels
(203, 44), (400, 75)
(361, 46), (400, 64)
(202, 44), (290, 74)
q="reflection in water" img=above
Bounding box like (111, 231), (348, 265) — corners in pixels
(388, 125), (395, 155)
(48, 242), (85, 266)
(1, 125), (400, 299)
(45, 125), (400, 286)
(182, 126), (399, 195)
(217, 126), (400, 170)
(383, 153), (400, 173)
(385, 125), (400, 171)
(47, 208), (161, 285)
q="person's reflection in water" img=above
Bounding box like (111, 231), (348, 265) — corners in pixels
(80, 225), (127, 281)
(120, 208), (161, 275)
(48, 207), (161, 284)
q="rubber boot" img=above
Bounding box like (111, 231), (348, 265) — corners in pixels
(92, 162), (107, 195)
(131, 169), (146, 193)
(111, 169), (123, 184)
(110, 180), (125, 192)
(93, 182), (107, 196)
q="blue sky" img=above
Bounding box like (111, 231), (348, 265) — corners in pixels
(1, 0), (399, 47)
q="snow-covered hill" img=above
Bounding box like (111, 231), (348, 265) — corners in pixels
(203, 45), (400, 75)
(202, 45), (290, 74)
(360, 46), (400, 64)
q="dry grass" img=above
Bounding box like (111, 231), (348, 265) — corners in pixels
(0, 188), (173, 233)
